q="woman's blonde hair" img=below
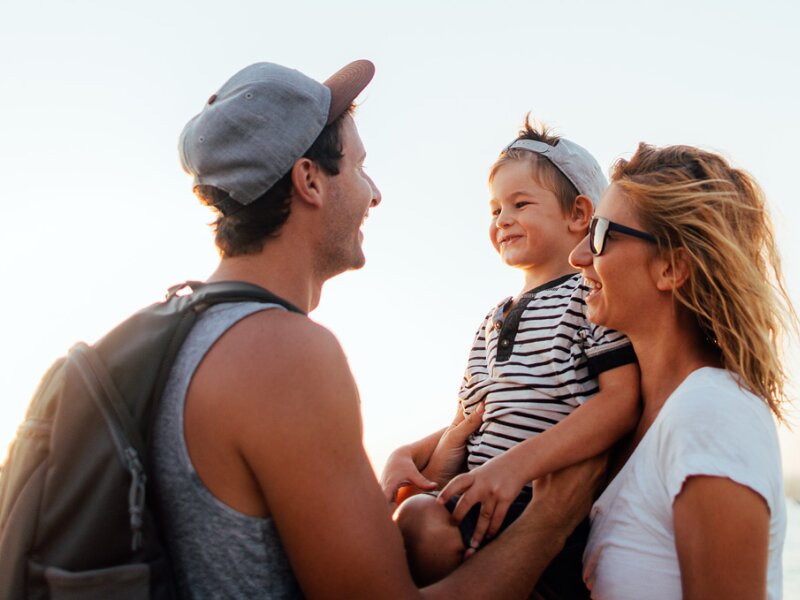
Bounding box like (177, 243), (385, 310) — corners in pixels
(612, 143), (797, 421)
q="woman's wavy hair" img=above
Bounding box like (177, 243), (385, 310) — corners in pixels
(612, 143), (797, 421)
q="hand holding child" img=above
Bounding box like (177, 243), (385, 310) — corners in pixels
(380, 446), (438, 506)
(380, 404), (484, 506)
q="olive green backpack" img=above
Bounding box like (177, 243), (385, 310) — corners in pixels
(0, 281), (304, 599)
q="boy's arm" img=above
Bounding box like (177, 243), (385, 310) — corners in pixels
(439, 362), (640, 549)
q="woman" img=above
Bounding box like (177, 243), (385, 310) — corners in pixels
(569, 143), (794, 599)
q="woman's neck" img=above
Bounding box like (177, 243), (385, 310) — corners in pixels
(629, 319), (722, 431)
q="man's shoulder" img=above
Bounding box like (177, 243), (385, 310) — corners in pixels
(195, 308), (350, 401)
(222, 308), (343, 360)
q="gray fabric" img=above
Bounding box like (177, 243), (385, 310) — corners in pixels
(178, 60), (374, 206)
(152, 302), (302, 599)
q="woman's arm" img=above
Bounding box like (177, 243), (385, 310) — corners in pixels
(673, 475), (770, 600)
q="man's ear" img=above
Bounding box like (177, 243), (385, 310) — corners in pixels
(290, 158), (326, 207)
(654, 247), (691, 291)
(567, 195), (593, 233)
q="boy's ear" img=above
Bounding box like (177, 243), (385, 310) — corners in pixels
(567, 195), (593, 233)
(653, 247), (691, 291)
(290, 157), (326, 208)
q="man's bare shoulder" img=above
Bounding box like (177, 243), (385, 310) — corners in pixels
(191, 307), (355, 419)
(207, 307), (344, 369)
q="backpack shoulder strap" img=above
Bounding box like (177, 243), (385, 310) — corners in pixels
(169, 281), (306, 315)
(146, 280), (305, 439)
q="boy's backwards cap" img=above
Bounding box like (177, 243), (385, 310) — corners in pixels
(505, 138), (607, 206)
(179, 60), (375, 207)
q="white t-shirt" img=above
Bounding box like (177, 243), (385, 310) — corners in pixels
(583, 367), (786, 599)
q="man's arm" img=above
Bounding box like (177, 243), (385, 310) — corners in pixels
(439, 362), (640, 546)
(673, 476), (770, 600)
(194, 310), (603, 599)
(381, 428), (445, 504)
(386, 404), (485, 505)
(426, 455), (607, 599)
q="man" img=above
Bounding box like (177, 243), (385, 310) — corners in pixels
(152, 59), (604, 598)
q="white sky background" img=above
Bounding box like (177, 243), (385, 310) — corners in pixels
(1, 0), (799, 483)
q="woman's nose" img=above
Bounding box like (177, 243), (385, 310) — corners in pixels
(569, 235), (593, 268)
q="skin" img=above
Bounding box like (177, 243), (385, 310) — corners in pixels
(489, 159), (591, 290)
(568, 183), (771, 599)
(181, 115), (606, 599)
(384, 161), (641, 574)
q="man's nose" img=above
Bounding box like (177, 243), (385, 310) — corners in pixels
(368, 175), (382, 207)
(569, 235), (592, 268)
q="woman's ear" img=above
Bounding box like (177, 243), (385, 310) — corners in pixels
(290, 157), (326, 208)
(567, 195), (593, 233)
(654, 247), (692, 291)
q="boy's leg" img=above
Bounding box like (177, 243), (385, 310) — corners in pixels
(394, 494), (466, 585)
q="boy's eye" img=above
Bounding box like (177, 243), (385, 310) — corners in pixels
(491, 208), (501, 217)
(515, 201), (531, 209)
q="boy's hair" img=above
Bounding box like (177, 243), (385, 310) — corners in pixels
(195, 108), (352, 257)
(489, 114), (580, 214)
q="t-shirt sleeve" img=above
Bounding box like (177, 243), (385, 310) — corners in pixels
(657, 380), (783, 514)
(583, 321), (637, 377)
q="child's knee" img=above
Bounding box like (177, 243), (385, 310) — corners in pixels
(396, 494), (445, 542)
(395, 494), (465, 584)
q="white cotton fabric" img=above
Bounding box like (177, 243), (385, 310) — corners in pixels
(583, 367), (785, 600)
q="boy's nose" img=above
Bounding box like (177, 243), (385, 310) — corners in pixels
(495, 209), (513, 228)
(569, 235), (592, 268)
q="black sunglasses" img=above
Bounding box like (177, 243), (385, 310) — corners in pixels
(589, 216), (658, 256)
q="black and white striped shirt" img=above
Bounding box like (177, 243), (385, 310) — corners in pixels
(460, 273), (635, 474)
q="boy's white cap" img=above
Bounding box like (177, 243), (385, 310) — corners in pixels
(505, 138), (607, 205)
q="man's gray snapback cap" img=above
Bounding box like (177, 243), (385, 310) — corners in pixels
(505, 138), (607, 206)
(179, 59), (375, 207)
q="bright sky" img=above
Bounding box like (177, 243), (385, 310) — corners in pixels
(2, 0), (799, 485)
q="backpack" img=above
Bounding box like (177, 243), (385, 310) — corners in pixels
(0, 280), (305, 599)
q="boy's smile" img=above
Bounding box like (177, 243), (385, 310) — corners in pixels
(489, 160), (579, 290)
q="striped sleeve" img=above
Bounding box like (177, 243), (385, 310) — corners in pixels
(584, 321), (637, 377)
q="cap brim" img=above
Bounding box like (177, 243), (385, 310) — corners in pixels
(323, 59), (375, 125)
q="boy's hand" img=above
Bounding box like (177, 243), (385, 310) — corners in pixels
(437, 451), (528, 554)
(380, 447), (437, 506)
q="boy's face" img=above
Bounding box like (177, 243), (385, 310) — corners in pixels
(489, 160), (576, 276)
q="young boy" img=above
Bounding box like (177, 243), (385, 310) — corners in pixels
(381, 117), (641, 595)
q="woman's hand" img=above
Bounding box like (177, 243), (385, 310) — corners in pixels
(437, 450), (529, 555)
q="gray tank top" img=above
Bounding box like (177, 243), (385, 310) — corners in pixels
(152, 302), (302, 599)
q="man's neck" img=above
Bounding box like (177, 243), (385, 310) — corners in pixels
(208, 251), (323, 314)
